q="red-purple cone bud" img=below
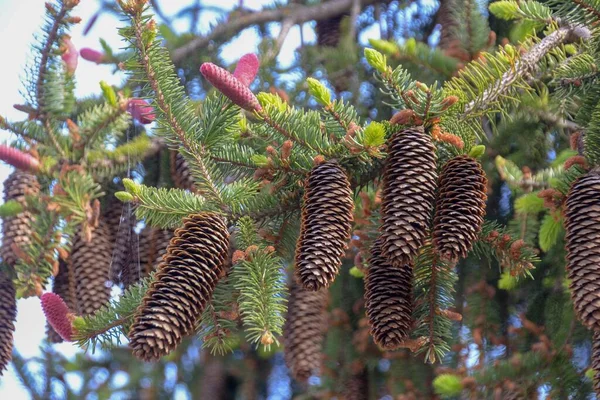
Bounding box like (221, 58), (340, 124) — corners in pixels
(41, 293), (73, 341)
(0, 145), (40, 172)
(80, 48), (105, 64)
(233, 53), (259, 87)
(127, 98), (155, 124)
(61, 35), (78, 75)
(200, 63), (262, 112)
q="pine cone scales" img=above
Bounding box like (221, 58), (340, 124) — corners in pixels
(170, 151), (195, 191)
(283, 281), (328, 382)
(0, 272), (16, 375)
(104, 205), (137, 286)
(593, 331), (600, 397)
(72, 221), (112, 316)
(365, 239), (412, 350)
(129, 213), (229, 361)
(433, 155), (487, 262)
(295, 161), (354, 291)
(565, 171), (600, 330)
(1, 171), (40, 266)
(47, 260), (76, 343)
(137, 226), (173, 278)
(381, 126), (437, 266)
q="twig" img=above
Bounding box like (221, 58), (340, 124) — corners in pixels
(171, 0), (390, 63)
(463, 24), (591, 117)
(265, 18), (295, 62)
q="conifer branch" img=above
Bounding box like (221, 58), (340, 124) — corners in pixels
(127, 10), (225, 207)
(462, 24), (590, 117)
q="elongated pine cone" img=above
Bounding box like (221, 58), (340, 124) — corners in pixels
(47, 260), (76, 343)
(128, 213), (229, 361)
(593, 331), (600, 397)
(1, 171), (39, 266)
(137, 226), (173, 278)
(0, 272), (16, 375)
(365, 239), (412, 350)
(343, 366), (369, 400)
(433, 155), (487, 262)
(381, 126), (437, 266)
(283, 281), (328, 382)
(104, 204), (137, 286)
(71, 221), (112, 316)
(295, 161), (354, 291)
(170, 151), (195, 191)
(565, 171), (600, 330)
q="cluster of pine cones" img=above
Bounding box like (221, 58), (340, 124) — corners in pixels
(0, 170), (175, 373)
(285, 126), (488, 381)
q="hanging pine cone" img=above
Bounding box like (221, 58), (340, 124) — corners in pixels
(283, 280), (328, 382)
(316, 14), (348, 47)
(104, 204), (138, 286)
(381, 126), (437, 266)
(364, 239), (412, 350)
(565, 170), (600, 330)
(343, 365), (369, 400)
(1, 171), (40, 266)
(0, 271), (16, 375)
(592, 331), (600, 397)
(128, 213), (229, 361)
(47, 260), (76, 343)
(295, 161), (353, 291)
(71, 221), (112, 316)
(433, 155), (487, 262)
(170, 151), (195, 191)
(137, 226), (173, 278)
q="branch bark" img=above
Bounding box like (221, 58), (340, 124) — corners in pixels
(171, 0), (390, 63)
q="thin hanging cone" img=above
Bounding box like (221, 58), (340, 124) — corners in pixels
(295, 161), (354, 291)
(364, 239), (413, 350)
(170, 151), (195, 191)
(0, 272), (16, 375)
(343, 365), (369, 400)
(283, 280), (328, 382)
(137, 226), (173, 278)
(128, 213), (229, 361)
(433, 155), (487, 262)
(593, 331), (600, 397)
(104, 203), (137, 285)
(1, 171), (40, 267)
(71, 221), (112, 316)
(380, 126), (437, 266)
(565, 170), (600, 330)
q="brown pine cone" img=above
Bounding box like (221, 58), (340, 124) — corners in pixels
(381, 126), (437, 266)
(343, 366), (369, 400)
(565, 171), (600, 330)
(71, 221), (112, 316)
(1, 171), (40, 266)
(0, 271), (16, 375)
(364, 239), (412, 350)
(170, 151), (195, 191)
(433, 155), (487, 262)
(47, 259), (76, 343)
(104, 204), (138, 286)
(128, 213), (229, 361)
(295, 161), (354, 291)
(283, 280), (328, 382)
(593, 331), (600, 397)
(316, 14), (347, 47)
(137, 226), (173, 278)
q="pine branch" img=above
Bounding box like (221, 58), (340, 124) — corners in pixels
(462, 24), (590, 117)
(123, 8), (225, 207)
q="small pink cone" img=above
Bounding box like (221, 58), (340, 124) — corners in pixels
(61, 36), (78, 75)
(80, 48), (105, 64)
(41, 293), (73, 342)
(127, 98), (156, 124)
(0, 145), (40, 172)
(233, 53), (259, 87)
(200, 63), (262, 112)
